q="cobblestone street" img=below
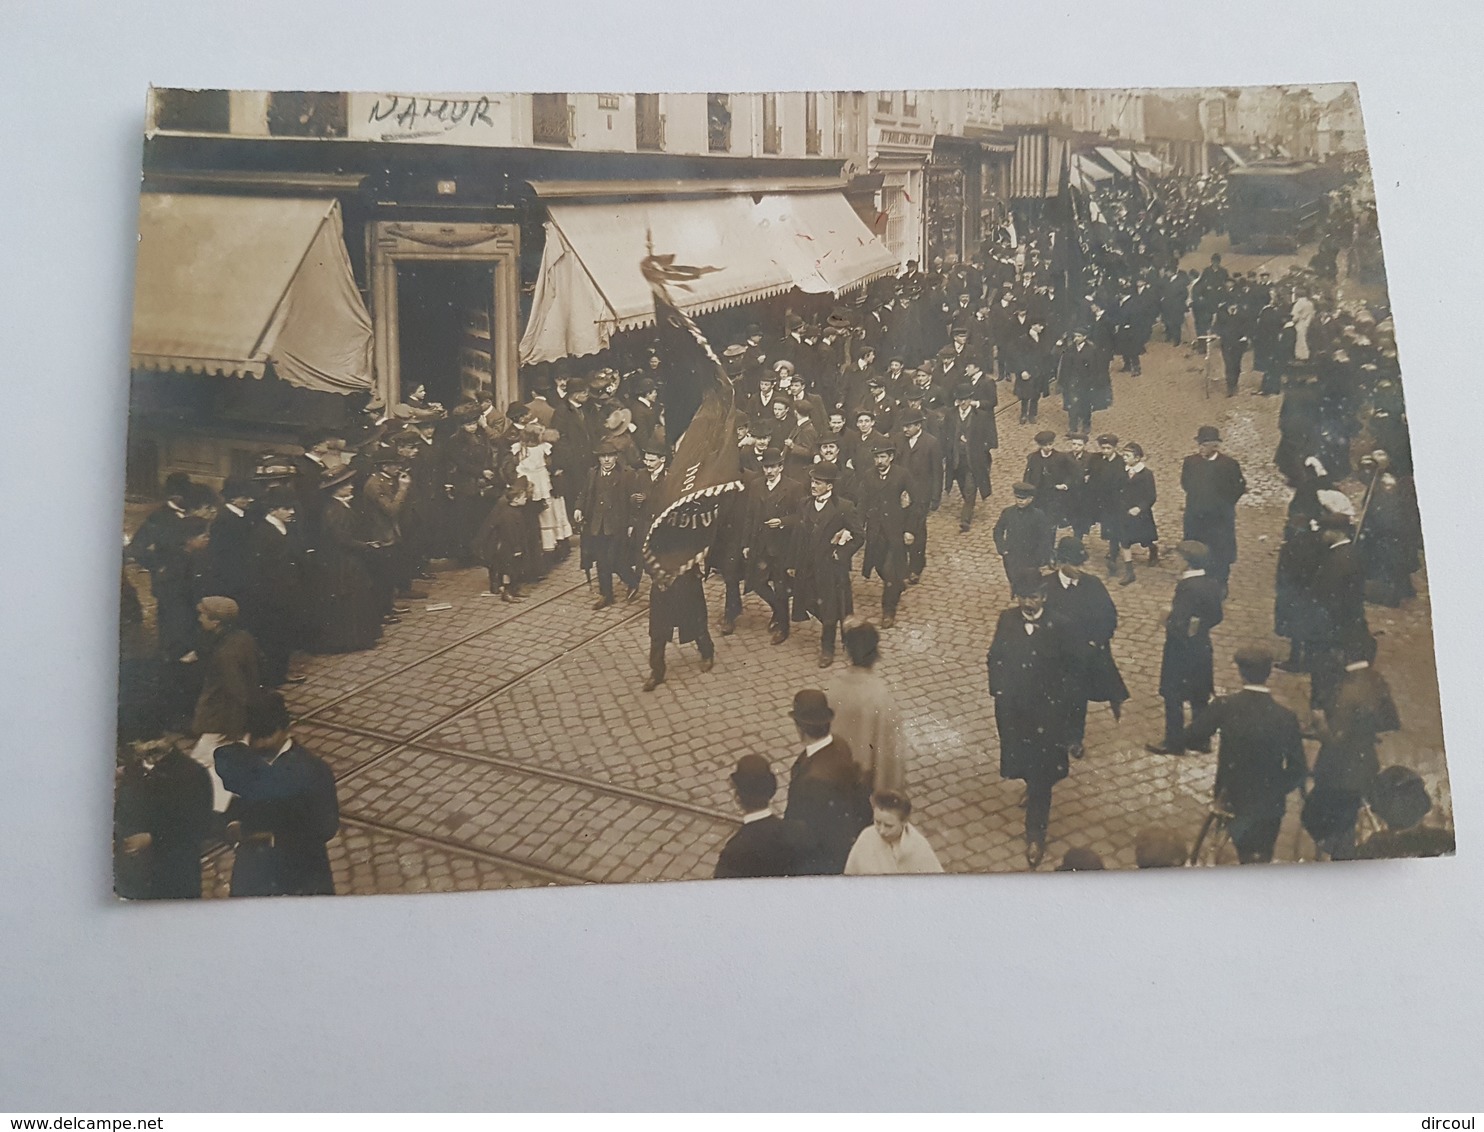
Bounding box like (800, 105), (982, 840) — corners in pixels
(190, 239), (1448, 894)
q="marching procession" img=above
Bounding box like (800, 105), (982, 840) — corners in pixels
(115, 161), (1451, 898)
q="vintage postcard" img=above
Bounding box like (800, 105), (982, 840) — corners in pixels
(114, 84), (1452, 900)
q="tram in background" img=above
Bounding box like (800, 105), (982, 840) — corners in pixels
(1226, 160), (1335, 253)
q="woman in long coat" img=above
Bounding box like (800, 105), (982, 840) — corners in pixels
(988, 589), (1075, 867)
(826, 620), (907, 794)
(315, 471), (383, 654)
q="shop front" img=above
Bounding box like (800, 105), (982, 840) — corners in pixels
(127, 192), (375, 490)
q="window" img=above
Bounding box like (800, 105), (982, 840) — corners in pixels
(805, 92), (820, 154)
(636, 93), (664, 150)
(902, 91), (918, 118)
(532, 93), (572, 145)
(762, 93), (779, 154)
(153, 88), (230, 133)
(877, 91), (894, 115)
(707, 93), (732, 152)
(268, 92), (347, 138)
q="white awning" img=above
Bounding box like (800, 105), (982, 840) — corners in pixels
(519, 188), (896, 364)
(130, 193), (373, 394)
(1074, 154), (1114, 183)
(1094, 146), (1136, 177)
(751, 191), (897, 296)
(1130, 150), (1168, 175)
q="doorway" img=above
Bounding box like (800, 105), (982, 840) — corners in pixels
(396, 261), (496, 410)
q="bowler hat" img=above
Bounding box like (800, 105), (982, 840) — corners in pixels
(760, 447), (785, 467)
(1196, 425), (1221, 443)
(1234, 645), (1273, 668)
(898, 410), (925, 426)
(952, 383), (975, 401)
(640, 440), (669, 458)
(809, 461), (839, 483)
(788, 689), (835, 727)
(729, 754), (778, 797)
(1012, 481), (1036, 498)
(594, 439), (620, 457)
(1055, 536), (1088, 565)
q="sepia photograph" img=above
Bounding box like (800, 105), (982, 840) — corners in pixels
(114, 82), (1455, 900)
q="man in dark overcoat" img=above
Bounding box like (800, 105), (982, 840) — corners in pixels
(1058, 329), (1102, 434)
(1181, 426), (1248, 587)
(1179, 647), (1308, 863)
(714, 755), (808, 879)
(1147, 541), (1226, 755)
(574, 440), (641, 609)
(246, 487), (309, 689)
(895, 411), (942, 584)
(857, 443), (913, 629)
(993, 482), (1056, 595)
(742, 448), (804, 645)
(642, 564), (714, 692)
(782, 690), (872, 876)
(1087, 433), (1126, 575)
(987, 586), (1075, 868)
(215, 691), (339, 897)
(941, 384), (994, 533)
(1305, 638), (1401, 859)
(1043, 537), (1128, 758)
(788, 461), (864, 668)
(1024, 431), (1076, 531)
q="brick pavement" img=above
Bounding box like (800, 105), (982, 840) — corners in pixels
(153, 241), (1451, 895)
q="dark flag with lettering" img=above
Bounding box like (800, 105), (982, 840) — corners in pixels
(639, 254), (743, 586)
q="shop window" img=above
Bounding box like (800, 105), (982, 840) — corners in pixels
(636, 94), (665, 150)
(533, 93), (573, 145)
(268, 92), (347, 138)
(708, 93), (732, 152)
(152, 88), (230, 133)
(805, 92), (820, 154)
(762, 93), (780, 154)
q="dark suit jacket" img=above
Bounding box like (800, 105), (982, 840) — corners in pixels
(1185, 689), (1306, 817)
(216, 740), (339, 897)
(714, 815), (810, 879)
(784, 737), (872, 875)
(896, 431), (944, 513)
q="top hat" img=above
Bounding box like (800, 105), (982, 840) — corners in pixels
(788, 689), (835, 727)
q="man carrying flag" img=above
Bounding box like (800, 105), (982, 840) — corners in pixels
(637, 251), (742, 691)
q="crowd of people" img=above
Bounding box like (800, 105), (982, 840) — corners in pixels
(115, 164), (1450, 896)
